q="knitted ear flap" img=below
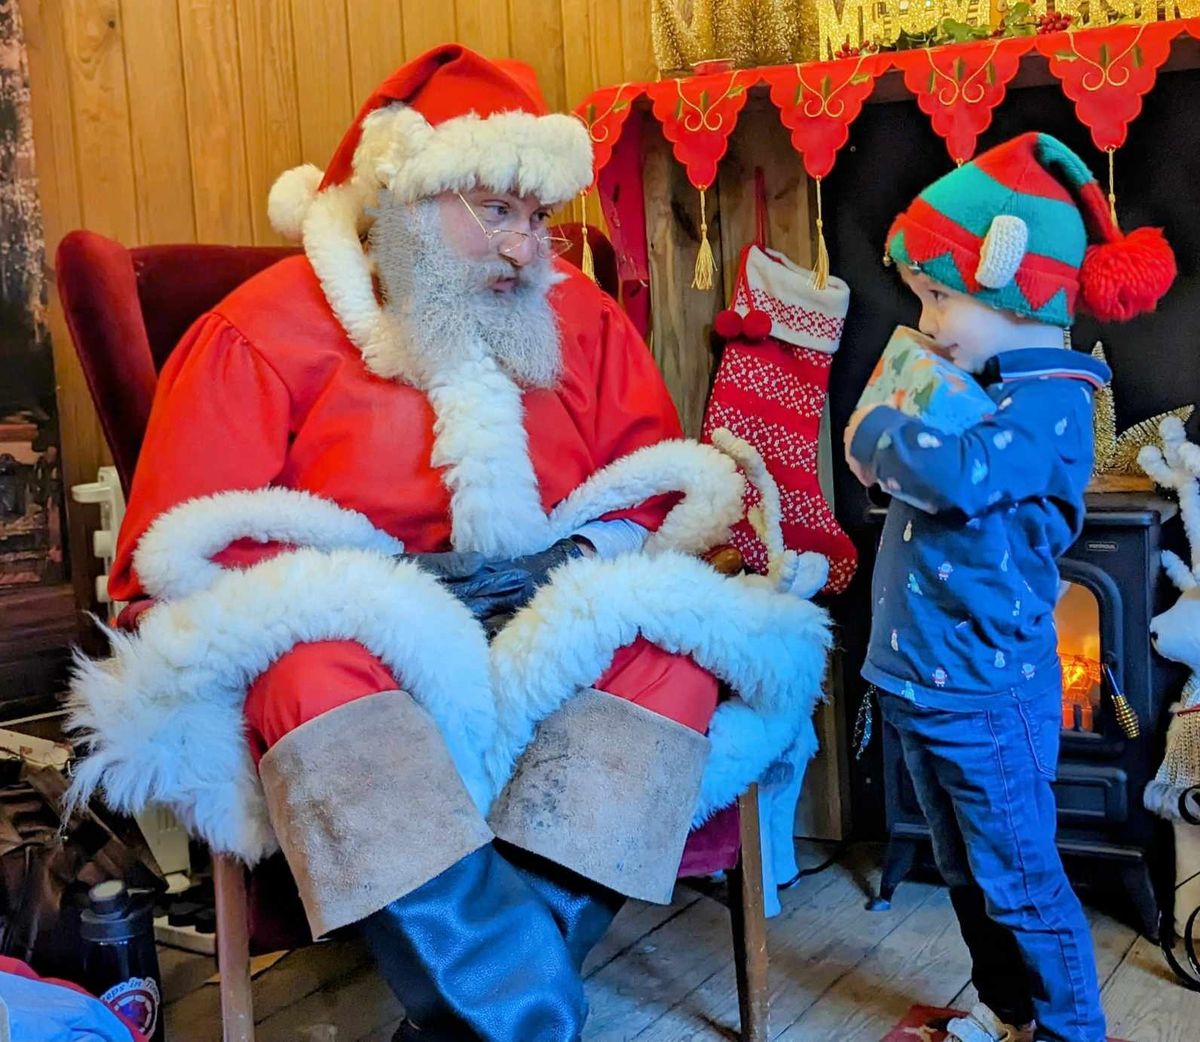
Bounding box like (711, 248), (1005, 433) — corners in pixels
(976, 214), (1028, 289)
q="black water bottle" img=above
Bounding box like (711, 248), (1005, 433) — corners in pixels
(80, 879), (165, 1042)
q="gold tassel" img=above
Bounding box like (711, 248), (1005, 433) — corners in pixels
(1107, 147), (1118, 227)
(1112, 690), (1141, 740)
(812, 177), (830, 291)
(579, 192), (596, 283)
(692, 188), (716, 291)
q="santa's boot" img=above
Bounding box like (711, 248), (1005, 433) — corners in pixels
(361, 845), (588, 1041)
(497, 842), (626, 971)
(258, 691), (586, 1042)
(489, 688), (710, 910)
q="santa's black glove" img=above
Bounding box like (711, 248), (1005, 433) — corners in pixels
(400, 549), (488, 583)
(400, 539), (584, 635)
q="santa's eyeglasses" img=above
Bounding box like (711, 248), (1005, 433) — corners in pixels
(456, 194), (572, 260)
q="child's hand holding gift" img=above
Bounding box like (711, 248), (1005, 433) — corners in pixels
(843, 405), (881, 487)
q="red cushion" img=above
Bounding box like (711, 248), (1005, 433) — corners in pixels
(55, 232), (297, 491)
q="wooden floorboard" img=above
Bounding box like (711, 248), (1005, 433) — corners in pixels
(159, 849), (1199, 1042)
(1102, 935), (1200, 1042)
(775, 885), (972, 1042)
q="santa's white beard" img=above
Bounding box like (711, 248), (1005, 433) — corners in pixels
(369, 196), (563, 389)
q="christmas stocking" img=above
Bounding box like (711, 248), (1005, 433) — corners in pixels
(701, 243), (858, 594)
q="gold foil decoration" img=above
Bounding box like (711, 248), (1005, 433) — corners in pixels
(1091, 342), (1194, 476)
(651, 1), (821, 72)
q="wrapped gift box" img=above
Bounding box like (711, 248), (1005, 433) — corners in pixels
(857, 326), (994, 435)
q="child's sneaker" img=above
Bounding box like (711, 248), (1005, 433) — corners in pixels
(943, 1002), (1035, 1042)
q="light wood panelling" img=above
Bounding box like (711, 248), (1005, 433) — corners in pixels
(61, 0), (138, 241)
(177, 0), (253, 243)
(122, 0), (195, 242)
(346, 0), (406, 105)
(455, 0), (510, 59)
(399, 2), (456, 58)
(289, 0), (354, 168)
(236, 0), (302, 245)
(26, 0), (644, 253)
(508, 0), (566, 111)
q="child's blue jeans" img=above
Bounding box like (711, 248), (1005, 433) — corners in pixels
(880, 688), (1107, 1042)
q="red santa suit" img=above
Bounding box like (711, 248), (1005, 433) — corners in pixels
(108, 253), (720, 757)
(67, 46), (832, 956)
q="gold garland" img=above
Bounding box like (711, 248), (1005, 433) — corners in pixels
(1091, 342), (1194, 475)
(651, 0), (818, 72)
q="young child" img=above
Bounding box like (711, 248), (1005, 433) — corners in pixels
(845, 132), (1175, 1042)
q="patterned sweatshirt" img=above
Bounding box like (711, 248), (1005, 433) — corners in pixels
(848, 347), (1111, 710)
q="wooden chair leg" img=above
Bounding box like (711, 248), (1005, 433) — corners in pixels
(213, 852), (255, 1042)
(729, 785), (769, 1042)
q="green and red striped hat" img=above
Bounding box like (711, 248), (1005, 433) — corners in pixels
(886, 132), (1175, 328)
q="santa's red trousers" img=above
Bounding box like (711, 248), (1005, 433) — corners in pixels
(244, 639), (718, 765)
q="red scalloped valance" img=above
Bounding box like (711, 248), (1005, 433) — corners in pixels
(575, 18), (1200, 187)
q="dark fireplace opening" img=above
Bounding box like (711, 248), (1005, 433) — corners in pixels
(868, 493), (1188, 937)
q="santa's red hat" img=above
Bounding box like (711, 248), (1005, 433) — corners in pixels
(267, 45), (592, 368)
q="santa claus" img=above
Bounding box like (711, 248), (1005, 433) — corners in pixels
(66, 45), (830, 1042)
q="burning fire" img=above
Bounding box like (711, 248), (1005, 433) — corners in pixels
(1061, 653), (1100, 730)
(1057, 582), (1102, 731)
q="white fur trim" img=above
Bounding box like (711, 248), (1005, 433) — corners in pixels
(134, 487), (403, 600)
(487, 552), (832, 823)
(736, 244), (849, 354)
(268, 164), (324, 242)
(360, 104), (592, 208)
(976, 214), (1029, 289)
(548, 440), (746, 556)
(428, 358), (555, 557)
(302, 180), (389, 360)
(66, 548), (496, 864)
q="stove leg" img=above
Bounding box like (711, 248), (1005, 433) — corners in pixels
(868, 834), (920, 910)
(1120, 860), (1160, 941)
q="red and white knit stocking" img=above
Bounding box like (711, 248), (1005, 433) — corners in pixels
(702, 244), (858, 595)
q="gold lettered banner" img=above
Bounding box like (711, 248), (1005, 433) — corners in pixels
(815, 0), (992, 59)
(814, 0), (1200, 60)
(1025, 0), (1200, 27)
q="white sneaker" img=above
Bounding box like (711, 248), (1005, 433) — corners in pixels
(944, 1002), (1035, 1042)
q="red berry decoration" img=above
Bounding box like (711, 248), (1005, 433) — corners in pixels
(713, 309), (743, 341)
(1035, 11), (1073, 33)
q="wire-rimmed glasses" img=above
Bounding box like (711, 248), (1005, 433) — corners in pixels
(456, 193), (572, 260)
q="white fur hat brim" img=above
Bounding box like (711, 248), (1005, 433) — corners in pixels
(268, 104), (593, 243)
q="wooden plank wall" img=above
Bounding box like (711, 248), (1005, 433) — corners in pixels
(17, 0), (656, 609)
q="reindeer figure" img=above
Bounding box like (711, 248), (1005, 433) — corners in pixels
(1139, 417), (1200, 984)
(1138, 415), (1200, 821)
